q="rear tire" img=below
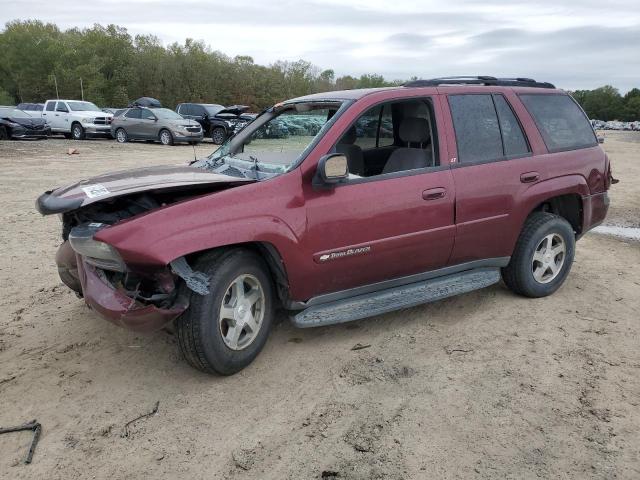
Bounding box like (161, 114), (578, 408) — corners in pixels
(115, 128), (128, 143)
(502, 212), (575, 298)
(71, 123), (85, 140)
(175, 250), (275, 375)
(0, 126), (8, 140)
(159, 129), (174, 146)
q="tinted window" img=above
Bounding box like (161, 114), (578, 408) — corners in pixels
(45, 102), (55, 112)
(191, 105), (205, 116)
(140, 108), (155, 120)
(519, 94), (597, 151)
(449, 94), (502, 163)
(125, 108), (141, 119)
(181, 104), (194, 115)
(493, 95), (529, 157)
(56, 102), (69, 113)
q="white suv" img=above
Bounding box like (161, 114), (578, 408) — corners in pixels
(42, 100), (113, 140)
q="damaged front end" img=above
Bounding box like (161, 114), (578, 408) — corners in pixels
(63, 222), (191, 332)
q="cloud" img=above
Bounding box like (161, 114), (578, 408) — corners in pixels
(1, 0), (639, 91)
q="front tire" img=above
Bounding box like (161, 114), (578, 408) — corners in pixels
(0, 126), (8, 140)
(211, 127), (226, 145)
(502, 212), (575, 298)
(71, 123), (85, 140)
(175, 250), (275, 375)
(115, 128), (128, 143)
(159, 129), (174, 146)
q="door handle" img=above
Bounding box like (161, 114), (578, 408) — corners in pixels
(422, 187), (446, 200)
(520, 172), (539, 183)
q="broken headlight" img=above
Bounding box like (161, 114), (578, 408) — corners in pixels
(68, 223), (126, 272)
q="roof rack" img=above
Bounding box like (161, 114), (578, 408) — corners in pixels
(404, 76), (555, 89)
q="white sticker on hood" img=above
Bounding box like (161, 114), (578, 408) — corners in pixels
(82, 184), (110, 198)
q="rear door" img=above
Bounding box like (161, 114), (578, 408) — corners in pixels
(444, 91), (536, 264)
(42, 101), (56, 129)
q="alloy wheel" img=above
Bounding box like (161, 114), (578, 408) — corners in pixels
(532, 233), (566, 284)
(218, 274), (265, 350)
(160, 131), (171, 145)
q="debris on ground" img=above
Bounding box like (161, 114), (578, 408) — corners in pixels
(0, 419), (42, 464)
(67, 148), (79, 155)
(351, 343), (371, 351)
(121, 401), (160, 438)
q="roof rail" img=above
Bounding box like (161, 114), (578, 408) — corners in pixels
(404, 76), (555, 89)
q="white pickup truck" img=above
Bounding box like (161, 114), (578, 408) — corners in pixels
(41, 100), (113, 140)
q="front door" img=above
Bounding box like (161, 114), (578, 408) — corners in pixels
(302, 95), (456, 297)
(52, 101), (70, 131)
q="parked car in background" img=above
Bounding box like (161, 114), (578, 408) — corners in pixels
(36, 76), (613, 375)
(17, 102), (44, 112)
(41, 100), (113, 140)
(0, 106), (51, 140)
(111, 106), (203, 145)
(176, 103), (252, 144)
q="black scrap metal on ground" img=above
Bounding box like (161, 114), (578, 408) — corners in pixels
(0, 420), (42, 464)
(122, 401), (160, 438)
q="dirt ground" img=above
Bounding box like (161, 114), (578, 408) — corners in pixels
(0, 133), (639, 479)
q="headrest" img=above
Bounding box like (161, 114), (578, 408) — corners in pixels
(339, 126), (357, 145)
(399, 117), (430, 144)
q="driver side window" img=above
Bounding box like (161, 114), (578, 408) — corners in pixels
(334, 98), (438, 179)
(56, 102), (68, 113)
(140, 108), (155, 120)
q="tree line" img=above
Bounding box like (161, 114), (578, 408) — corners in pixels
(0, 20), (395, 110)
(0, 20), (638, 121)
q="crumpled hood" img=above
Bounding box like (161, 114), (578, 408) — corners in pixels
(36, 164), (254, 215)
(8, 116), (48, 128)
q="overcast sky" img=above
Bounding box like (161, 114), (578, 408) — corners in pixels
(2, 0), (639, 92)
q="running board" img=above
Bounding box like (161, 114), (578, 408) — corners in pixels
(290, 267), (500, 328)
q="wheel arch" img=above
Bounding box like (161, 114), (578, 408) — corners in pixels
(515, 175), (589, 239)
(185, 241), (291, 305)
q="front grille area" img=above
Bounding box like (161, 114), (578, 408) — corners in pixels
(186, 126), (201, 133)
(94, 117), (111, 125)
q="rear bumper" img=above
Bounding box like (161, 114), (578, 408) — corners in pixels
(579, 191), (609, 238)
(76, 256), (187, 332)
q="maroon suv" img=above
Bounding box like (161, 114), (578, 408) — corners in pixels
(37, 76), (612, 375)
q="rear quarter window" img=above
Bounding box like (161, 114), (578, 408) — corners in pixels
(519, 94), (597, 152)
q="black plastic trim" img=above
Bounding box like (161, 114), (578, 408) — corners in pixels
(35, 192), (83, 215)
(286, 256), (510, 310)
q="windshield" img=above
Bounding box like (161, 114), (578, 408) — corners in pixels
(67, 101), (101, 112)
(194, 101), (345, 178)
(0, 108), (33, 118)
(155, 108), (184, 120)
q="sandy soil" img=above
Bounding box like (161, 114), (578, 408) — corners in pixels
(0, 133), (639, 479)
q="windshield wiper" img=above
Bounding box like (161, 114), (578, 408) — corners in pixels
(249, 155), (263, 180)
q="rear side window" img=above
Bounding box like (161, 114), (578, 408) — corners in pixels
(493, 95), (529, 157)
(519, 94), (597, 152)
(449, 94), (503, 163)
(45, 102), (55, 112)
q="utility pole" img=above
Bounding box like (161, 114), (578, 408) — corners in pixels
(80, 78), (84, 100)
(53, 74), (59, 99)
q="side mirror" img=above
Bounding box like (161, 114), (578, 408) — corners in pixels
(313, 153), (349, 188)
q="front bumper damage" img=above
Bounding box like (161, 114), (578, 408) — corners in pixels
(77, 258), (187, 332)
(57, 239), (189, 333)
